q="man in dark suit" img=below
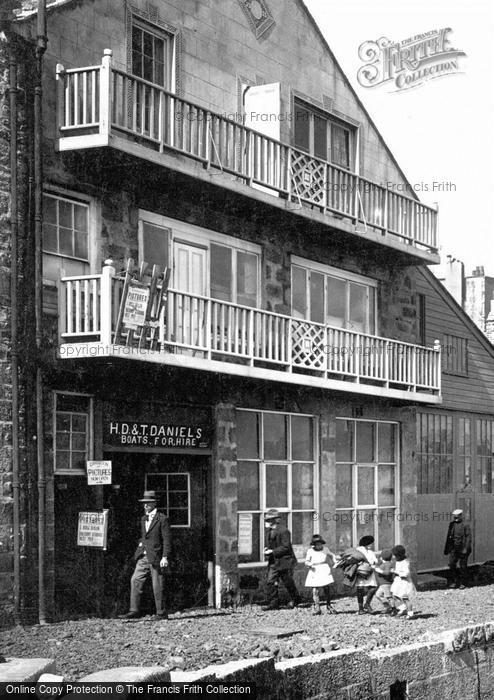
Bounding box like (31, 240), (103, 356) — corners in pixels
(119, 490), (171, 619)
(263, 509), (301, 610)
(444, 508), (472, 589)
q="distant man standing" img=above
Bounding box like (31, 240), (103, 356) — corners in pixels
(119, 490), (170, 619)
(263, 509), (301, 610)
(444, 508), (472, 589)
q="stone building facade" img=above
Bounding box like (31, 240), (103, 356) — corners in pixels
(0, 0), (462, 622)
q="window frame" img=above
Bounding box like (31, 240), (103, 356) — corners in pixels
(293, 98), (357, 171)
(53, 391), (94, 476)
(145, 472), (191, 528)
(236, 408), (319, 567)
(442, 333), (469, 377)
(130, 15), (176, 90)
(335, 418), (400, 551)
(138, 211), (262, 307)
(42, 188), (98, 279)
(291, 255), (378, 334)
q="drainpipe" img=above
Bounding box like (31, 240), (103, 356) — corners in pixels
(35, 0), (47, 625)
(8, 38), (20, 623)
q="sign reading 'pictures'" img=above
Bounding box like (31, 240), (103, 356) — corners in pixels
(104, 421), (211, 450)
(122, 285), (149, 329)
(87, 460), (112, 485)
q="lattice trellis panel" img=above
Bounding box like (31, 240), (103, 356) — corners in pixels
(291, 153), (326, 205)
(291, 321), (326, 370)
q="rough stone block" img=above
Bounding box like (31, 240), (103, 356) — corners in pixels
(371, 641), (446, 694)
(276, 648), (370, 698)
(79, 666), (170, 683)
(0, 658), (56, 682)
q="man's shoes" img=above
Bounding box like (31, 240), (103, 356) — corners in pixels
(363, 604), (372, 614)
(357, 608), (367, 615)
(459, 584), (466, 590)
(262, 604), (279, 611)
(150, 612), (168, 621)
(118, 611), (141, 620)
(326, 605), (338, 614)
(448, 582), (458, 589)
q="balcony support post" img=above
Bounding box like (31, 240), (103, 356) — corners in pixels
(383, 185), (389, 237)
(100, 260), (116, 346)
(384, 340), (389, 388)
(434, 338), (441, 394)
(99, 49), (112, 139)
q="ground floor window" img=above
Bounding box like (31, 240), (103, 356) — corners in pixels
(236, 409), (317, 564)
(335, 418), (399, 551)
(53, 393), (93, 475)
(417, 413), (453, 494)
(146, 472), (190, 527)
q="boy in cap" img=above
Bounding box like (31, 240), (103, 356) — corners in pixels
(119, 490), (171, 619)
(444, 509), (471, 589)
(263, 509), (301, 610)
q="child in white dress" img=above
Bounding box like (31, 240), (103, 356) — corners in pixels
(304, 534), (339, 614)
(390, 544), (416, 619)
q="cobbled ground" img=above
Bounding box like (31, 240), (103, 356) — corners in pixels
(2, 584), (494, 680)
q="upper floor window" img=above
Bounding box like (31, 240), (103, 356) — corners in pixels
(131, 19), (174, 89)
(294, 100), (355, 170)
(54, 393), (93, 475)
(291, 257), (377, 335)
(138, 213), (260, 307)
(442, 333), (468, 376)
(42, 192), (94, 310)
(43, 193), (89, 263)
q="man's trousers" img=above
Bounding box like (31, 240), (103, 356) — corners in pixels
(130, 554), (165, 615)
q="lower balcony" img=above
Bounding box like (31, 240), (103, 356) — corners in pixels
(57, 264), (441, 403)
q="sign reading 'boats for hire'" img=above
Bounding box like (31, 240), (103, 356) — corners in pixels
(104, 421), (211, 450)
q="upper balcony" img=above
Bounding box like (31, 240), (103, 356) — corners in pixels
(57, 262), (441, 404)
(55, 51), (439, 264)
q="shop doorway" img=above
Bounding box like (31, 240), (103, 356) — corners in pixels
(103, 452), (212, 614)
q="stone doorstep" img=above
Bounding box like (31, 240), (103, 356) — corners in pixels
(415, 573), (448, 591)
(246, 626), (306, 638)
(0, 658), (56, 683)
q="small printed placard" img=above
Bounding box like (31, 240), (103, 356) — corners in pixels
(77, 511), (109, 550)
(238, 513), (253, 555)
(87, 460), (112, 485)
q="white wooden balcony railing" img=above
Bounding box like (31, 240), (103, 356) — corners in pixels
(58, 266), (441, 402)
(56, 50), (438, 256)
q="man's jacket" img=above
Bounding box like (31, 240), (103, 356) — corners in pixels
(134, 511), (171, 567)
(266, 526), (297, 571)
(444, 520), (472, 556)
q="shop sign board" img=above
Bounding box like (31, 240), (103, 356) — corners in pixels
(77, 510), (109, 550)
(122, 285), (149, 329)
(104, 421), (211, 450)
(87, 460), (112, 485)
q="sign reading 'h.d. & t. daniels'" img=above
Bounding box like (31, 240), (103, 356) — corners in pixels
(104, 421), (211, 450)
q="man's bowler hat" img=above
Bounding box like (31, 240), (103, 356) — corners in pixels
(264, 508), (281, 521)
(139, 490), (158, 502)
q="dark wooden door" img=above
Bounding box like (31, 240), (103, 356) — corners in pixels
(103, 452), (212, 613)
